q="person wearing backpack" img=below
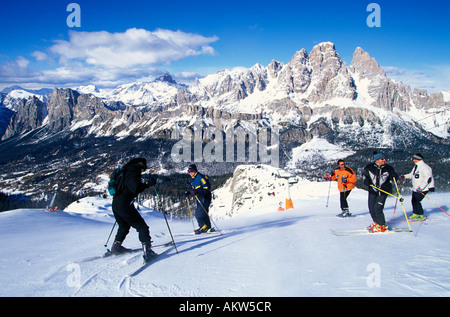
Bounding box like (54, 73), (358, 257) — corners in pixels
(185, 164), (213, 234)
(111, 157), (156, 262)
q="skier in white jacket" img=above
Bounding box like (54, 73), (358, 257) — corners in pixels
(401, 153), (435, 220)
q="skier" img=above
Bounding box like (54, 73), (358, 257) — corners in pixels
(111, 157), (157, 262)
(401, 153), (435, 221)
(324, 159), (357, 217)
(362, 152), (399, 232)
(185, 164), (213, 234)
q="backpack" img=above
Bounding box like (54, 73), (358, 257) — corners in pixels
(108, 167), (125, 197)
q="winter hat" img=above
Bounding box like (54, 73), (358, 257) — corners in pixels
(413, 153), (423, 160)
(373, 152), (385, 161)
(127, 157), (147, 170)
(187, 164), (198, 172)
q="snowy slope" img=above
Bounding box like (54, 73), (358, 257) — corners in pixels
(1, 175), (450, 297)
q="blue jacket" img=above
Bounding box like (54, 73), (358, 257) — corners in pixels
(190, 172), (211, 199)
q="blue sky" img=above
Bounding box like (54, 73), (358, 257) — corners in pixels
(1, 0), (449, 92)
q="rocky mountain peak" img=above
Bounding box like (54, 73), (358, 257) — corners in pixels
(0, 42), (448, 145)
(267, 59), (284, 78)
(307, 42), (356, 102)
(45, 88), (80, 132)
(2, 96), (45, 140)
(154, 73), (178, 85)
(349, 47), (386, 80)
(277, 48), (311, 94)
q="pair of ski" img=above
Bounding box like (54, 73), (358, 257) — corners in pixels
(331, 227), (412, 236)
(332, 178), (415, 236)
(102, 242), (176, 277)
(127, 245), (176, 277)
(78, 241), (173, 263)
(175, 228), (219, 237)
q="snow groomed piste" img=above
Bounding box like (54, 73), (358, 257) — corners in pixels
(1, 177), (449, 298)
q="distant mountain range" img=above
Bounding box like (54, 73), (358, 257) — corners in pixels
(0, 42), (449, 199)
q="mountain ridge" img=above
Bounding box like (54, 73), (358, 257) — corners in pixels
(0, 42), (449, 200)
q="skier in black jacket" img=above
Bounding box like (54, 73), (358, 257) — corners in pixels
(362, 152), (399, 232)
(111, 157), (156, 261)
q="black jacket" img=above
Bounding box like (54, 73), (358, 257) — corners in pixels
(117, 164), (147, 203)
(362, 163), (398, 195)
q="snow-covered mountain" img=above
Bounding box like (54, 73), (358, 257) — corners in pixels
(2, 42), (448, 142)
(0, 42), (449, 200)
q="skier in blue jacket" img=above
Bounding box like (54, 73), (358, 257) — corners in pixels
(186, 164), (213, 234)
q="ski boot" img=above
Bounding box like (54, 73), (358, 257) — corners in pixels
(142, 242), (157, 263)
(194, 224), (211, 234)
(337, 208), (352, 218)
(110, 241), (131, 255)
(368, 223), (388, 233)
(366, 222), (377, 231)
(409, 214), (427, 221)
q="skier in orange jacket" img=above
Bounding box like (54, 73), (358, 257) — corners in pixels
(325, 159), (357, 217)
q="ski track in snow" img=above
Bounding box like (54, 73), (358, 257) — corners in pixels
(1, 187), (450, 297)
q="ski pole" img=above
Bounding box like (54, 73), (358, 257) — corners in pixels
(371, 182), (412, 232)
(154, 187), (178, 253)
(393, 178), (412, 232)
(104, 221), (117, 250)
(418, 187), (450, 217)
(163, 211), (178, 253)
(369, 185), (399, 199)
(185, 196), (196, 232)
(194, 195), (223, 236)
(392, 181), (402, 219)
(392, 197), (399, 219)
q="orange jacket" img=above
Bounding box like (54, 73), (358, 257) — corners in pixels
(331, 166), (357, 192)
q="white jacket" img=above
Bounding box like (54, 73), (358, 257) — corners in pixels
(404, 160), (435, 192)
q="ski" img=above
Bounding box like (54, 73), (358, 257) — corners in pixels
(103, 248), (142, 258)
(127, 245), (176, 277)
(335, 214), (358, 218)
(76, 248), (141, 263)
(331, 227), (412, 236)
(405, 219), (436, 223)
(177, 232), (221, 237)
(77, 242), (173, 263)
(176, 228), (219, 237)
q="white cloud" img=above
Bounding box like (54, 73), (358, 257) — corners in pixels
(49, 28), (219, 68)
(31, 51), (49, 62)
(0, 57), (40, 88)
(16, 56), (30, 69)
(383, 65), (450, 94)
(0, 28), (219, 89)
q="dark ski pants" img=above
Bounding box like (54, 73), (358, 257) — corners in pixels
(340, 189), (351, 210)
(112, 199), (151, 244)
(411, 191), (427, 215)
(195, 197), (212, 229)
(368, 192), (388, 226)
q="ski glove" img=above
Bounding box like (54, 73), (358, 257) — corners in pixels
(184, 189), (198, 197)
